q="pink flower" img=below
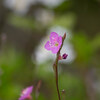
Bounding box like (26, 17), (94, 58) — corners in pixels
(19, 86), (33, 100)
(45, 32), (62, 54)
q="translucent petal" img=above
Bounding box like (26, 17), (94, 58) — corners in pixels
(57, 36), (62, 46)
(50, 32), (58, 43)
(44, 41), (51, 50)
(19, 86), (33, 100)
(51, 46), (60, 54)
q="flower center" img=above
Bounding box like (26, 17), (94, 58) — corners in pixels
(55, 42), (59, 46)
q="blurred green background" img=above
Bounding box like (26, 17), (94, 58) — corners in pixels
(0, 0), (100, 100)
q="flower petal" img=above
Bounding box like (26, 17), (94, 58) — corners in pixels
(26, 86), (33, 95)
(19, 94), (28, 100)
(57, 36), (62, 46)
(44, 41), (51, 50)
(50, 32), (58, 43)
(19, 86), (33, 100)
(51, 46), (60, 54)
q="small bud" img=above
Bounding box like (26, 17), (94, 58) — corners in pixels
(62, 53), (68, 59)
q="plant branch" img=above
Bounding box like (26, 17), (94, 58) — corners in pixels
(53, 33), (66, 100)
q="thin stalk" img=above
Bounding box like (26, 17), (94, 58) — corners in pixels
(53, 33), (66, 100)
(35, 80), (42, 100)
(55, 63), (61, 100)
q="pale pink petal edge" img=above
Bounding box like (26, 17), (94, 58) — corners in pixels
(44, 41), (51, 50)
(50, 32), (58, 42)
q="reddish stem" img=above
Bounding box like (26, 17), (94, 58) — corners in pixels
(53, 33), (66, 100)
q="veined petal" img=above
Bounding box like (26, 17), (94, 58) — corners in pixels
(51, 46), (60, 54)
(57, 36), (62, 46)
(50, 32), (58, 43)
(44, 41), (51, 50)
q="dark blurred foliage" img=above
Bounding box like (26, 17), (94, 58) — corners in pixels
(0, 0), (100, 100)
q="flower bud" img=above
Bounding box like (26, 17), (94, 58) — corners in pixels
(62, 53), (68, 59)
